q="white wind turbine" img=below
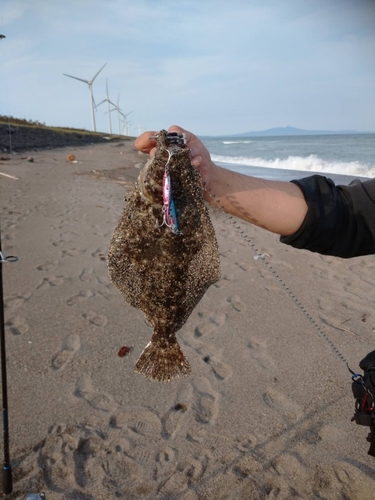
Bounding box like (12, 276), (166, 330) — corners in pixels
(115, 94), (124, 135)
(63, 63), (107, 132)
(125, 120), (134, 137)
(95, 79), (118, 135)
(105, 93), (122, 135)
(119, 110), (133, 136)
(115, 96), (133, 137)
(107, 100), (133, 136)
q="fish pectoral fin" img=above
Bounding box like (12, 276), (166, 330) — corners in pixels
(134, 338), (191, 382)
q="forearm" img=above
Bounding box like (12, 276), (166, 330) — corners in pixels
(134, 128), (308, 237)
(206, 164), (308, 236)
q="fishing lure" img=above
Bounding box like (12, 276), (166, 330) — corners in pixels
(162, 168), (179, 234)
(149, 132), (187, 234)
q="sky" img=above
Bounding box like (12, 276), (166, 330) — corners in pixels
(0, 0), (374, 136)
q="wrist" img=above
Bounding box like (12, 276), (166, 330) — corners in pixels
(201, 162), (218, 202)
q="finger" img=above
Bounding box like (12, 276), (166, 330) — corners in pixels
(134, 131), (157, 153)
(191, 155), (202, 168)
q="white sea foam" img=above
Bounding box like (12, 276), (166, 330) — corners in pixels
(211, 153), (375, 178)
(222, 140), (253, 145)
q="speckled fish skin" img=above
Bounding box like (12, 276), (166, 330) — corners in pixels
(107, 130), (221, 382)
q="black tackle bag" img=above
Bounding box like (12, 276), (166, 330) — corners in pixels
(351, 350), (375, 456)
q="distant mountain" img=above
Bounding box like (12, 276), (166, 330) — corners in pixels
(230, 126), (370, 137)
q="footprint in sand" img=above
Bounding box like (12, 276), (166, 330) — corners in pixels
(129, 419), (160, 437)
(61, 248), (86, 258)
(246, 338), (276, 371)
(156, 446), (177, 466)
(74, 373), (118, 413)
(234, 260), (253, 272)
(317, 295), (335, 312)
(51, 333), (81, 371)
(51, 236), (68, 247)
(201, 350), (233, 381)
(236, 435), (258, 453)
(79, 267), (94, 282)
(162, 384), (194, 441)
(36, 260), (59, 271)
(262, 386), (303, 424)
(96, 275), (111, 285)
(220, 248), (238, 258)
(213, 273), (234, 289)
(112, 410), (162, 440)
(91, 247), (107, 261)
(66, 290), (93, 306)
(4, 293), (31, 313)
(194, 312), (226, 338)
(227, 294), (246, 312)
(192, 377), (220, 425)
(155, 446), (178, 485)
(95, 289), (114, 301)
(162, 378), (220, 446)
(195, 322), (215, 337)
(5, 316), (29, 335)
(73, 437), (106, 489)
(36, 275), (67, 290)
(82, 311), (108, 327)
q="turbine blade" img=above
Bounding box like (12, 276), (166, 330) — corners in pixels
(95, 99), (106, 108)
(124, 110), (134, 118)
(91, 63), (107, 84)
(63, 73), (89, 84)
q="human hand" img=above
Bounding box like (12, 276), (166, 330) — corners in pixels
(134, 125), (216, 192)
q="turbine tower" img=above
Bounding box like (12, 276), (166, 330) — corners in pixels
(63, 63), (107, 132)
(119, 110), (134, 136)
(96, 79), (118, 135)
(116, 94), (122, 135)
(113, 95), (133, 136)
(107, 96), (133, 137)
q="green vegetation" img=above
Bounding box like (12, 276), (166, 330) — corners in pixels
(0, 115), (130, 137)
(0, 115), (46, 127)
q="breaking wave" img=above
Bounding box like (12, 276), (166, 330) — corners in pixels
(211, 154), (375, 178)
(222, 140), (253, 145)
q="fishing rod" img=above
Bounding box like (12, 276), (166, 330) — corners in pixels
(0, 28), (12, 497)
(0, 33), (45, 499)
(0, 227), (18, 496)
(1, 230), (47, 500)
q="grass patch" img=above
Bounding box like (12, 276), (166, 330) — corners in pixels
(0, 115), (133, 139)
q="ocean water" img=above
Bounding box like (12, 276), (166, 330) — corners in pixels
(200, 133), (375, 185)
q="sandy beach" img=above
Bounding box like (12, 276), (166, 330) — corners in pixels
(1, 140), (375, 499)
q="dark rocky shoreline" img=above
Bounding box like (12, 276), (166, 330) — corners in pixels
(0, 124), (127, 153)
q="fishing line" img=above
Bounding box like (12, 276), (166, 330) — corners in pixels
(204, 186), (349, 367)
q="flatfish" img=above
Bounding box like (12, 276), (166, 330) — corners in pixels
(107, 130), (221, 382)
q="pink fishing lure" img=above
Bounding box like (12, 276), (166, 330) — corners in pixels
(162, 170), (179, 234)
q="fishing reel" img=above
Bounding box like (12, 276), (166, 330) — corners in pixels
(165, 132), (187, 147)
(149, 131), (187, 147)
(23, 494), (46, 500)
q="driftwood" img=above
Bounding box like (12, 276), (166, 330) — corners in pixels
(0, 172), (19, 180)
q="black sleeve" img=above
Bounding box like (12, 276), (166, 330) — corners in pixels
(280, 175), (375, 258)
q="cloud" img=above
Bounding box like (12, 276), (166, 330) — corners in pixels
(1, 1), (28, 26)
(1, 0), (374, 134)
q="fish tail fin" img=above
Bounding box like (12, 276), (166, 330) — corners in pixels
(134, 338), (191, 382)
